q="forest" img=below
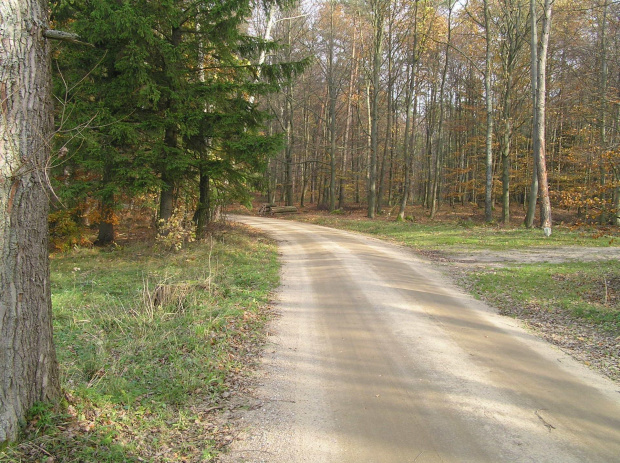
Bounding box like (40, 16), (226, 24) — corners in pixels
(259, 0), (620, 227)
(2, 0), (620, 455)
(47, 0), (620, 248)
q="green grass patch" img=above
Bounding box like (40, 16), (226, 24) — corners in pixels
(1, 223), (279, 462)
(292, 215), (618, 251)
(466, 261), (620, 333)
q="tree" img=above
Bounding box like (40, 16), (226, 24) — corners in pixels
(367, 0), (388, 218)
(51, 0), (299, 238)
(430, 1), (454, 219)
(0, 0), (61, 442)
(496, 0), (528, 225)
(525, 0), (553, 234)
(483, 0), (494, 223)
(327, 0), (339, 212)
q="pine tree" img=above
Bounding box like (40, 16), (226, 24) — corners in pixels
(51, 0), (305, 241)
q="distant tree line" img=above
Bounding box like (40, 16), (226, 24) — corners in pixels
(260, 0), (619, 229)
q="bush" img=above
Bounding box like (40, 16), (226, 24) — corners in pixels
(48, 209), (92, 252)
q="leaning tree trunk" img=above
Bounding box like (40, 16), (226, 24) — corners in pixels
(0, 0), (61, 442)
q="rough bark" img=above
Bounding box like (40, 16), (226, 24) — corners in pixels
(0, 0), (61, 442)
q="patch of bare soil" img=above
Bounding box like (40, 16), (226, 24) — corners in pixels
(432, 248), (620, 383)
(444, 247), (620, 266)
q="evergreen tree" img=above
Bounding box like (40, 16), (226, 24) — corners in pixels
(51, 0), (305, 242)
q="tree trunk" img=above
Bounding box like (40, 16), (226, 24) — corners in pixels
(159, 171), (175, 222)
(284, 17), (294, 207)
(158, 27), (181, 222)
(328, 0), (337, 212)
(0, 0), (61, 442)
(613, 181), (620, 226)
(398, 64), (414, 220)
(194, 170), (210, 239)
(378, 13), (394, 213)
(500, 117), (512, 225)
(483, 0), (494, 223)
(534, 0), (553, 234)
(598, 0), (610, 224)
(525, 0), (539, 228)
(339, 17), (358, 210)
(368, 0), (385, 219)
(95, 162), (116, 245)
(430, 3), (453, 219)
(498, 0), (526, 226)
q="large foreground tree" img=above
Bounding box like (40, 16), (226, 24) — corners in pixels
(0, 0), (60, 442)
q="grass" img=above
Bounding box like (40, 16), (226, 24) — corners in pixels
(466, 261), (620, 333)
(290, 214), (619, 250)
(1, 223), (279, 462)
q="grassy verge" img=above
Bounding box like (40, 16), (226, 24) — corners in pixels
(289, 214), (618, 250)
(1, 223), (279, 462)
(467, 261), (620, 330)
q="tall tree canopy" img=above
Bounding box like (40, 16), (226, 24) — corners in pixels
(260, 0), (619, 228)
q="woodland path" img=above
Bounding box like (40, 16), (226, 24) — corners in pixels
(222, 215), (620, 463)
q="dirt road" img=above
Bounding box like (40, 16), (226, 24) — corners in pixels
(223, 216), (620, 463)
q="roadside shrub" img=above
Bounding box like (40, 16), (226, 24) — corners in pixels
(155, 208), (196, 251)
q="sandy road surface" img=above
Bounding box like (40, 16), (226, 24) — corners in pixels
(222, 216), (620, 463)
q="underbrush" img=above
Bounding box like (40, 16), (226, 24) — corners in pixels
(1, 223), (279, 462)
